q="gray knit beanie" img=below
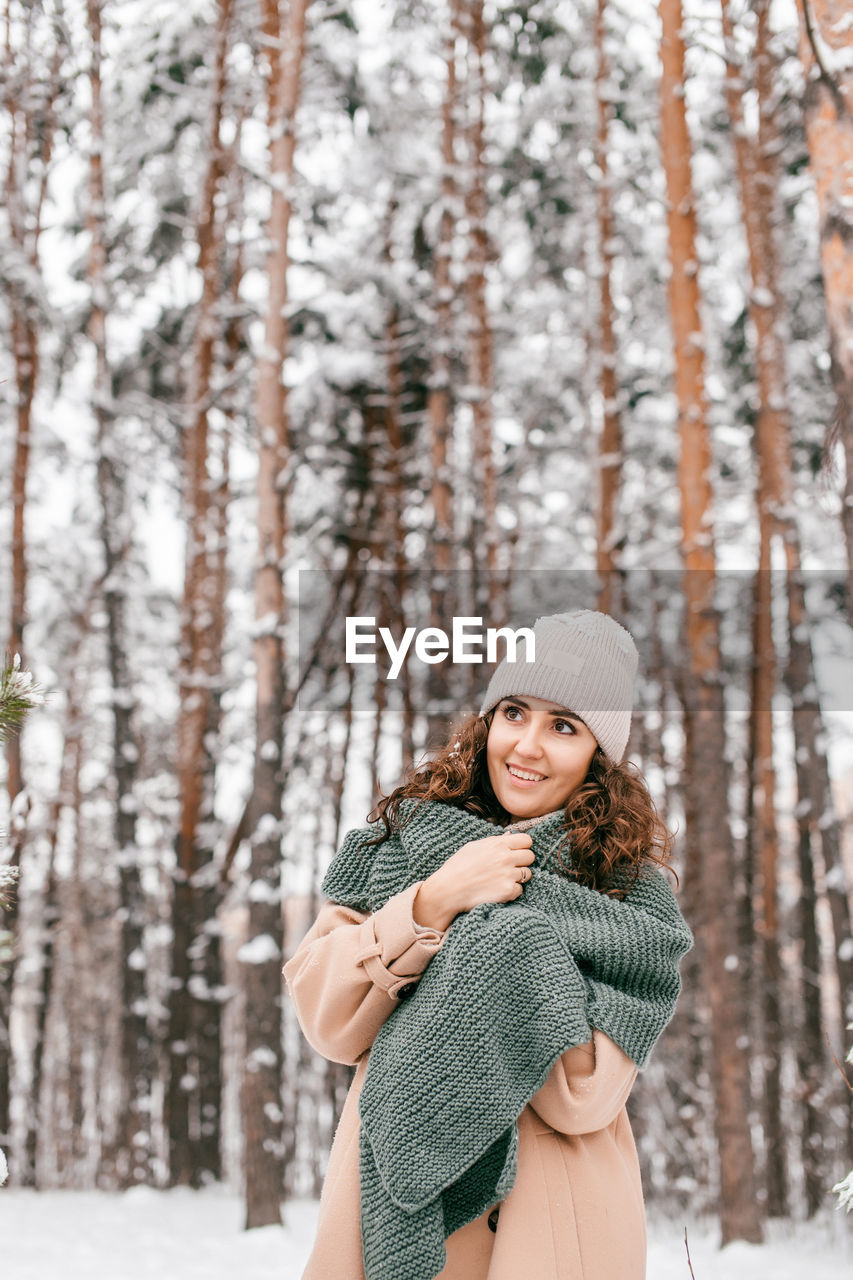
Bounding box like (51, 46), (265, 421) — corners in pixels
(478, 610), (639, 764)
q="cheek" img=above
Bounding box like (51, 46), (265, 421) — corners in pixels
(574, 743), (597, 780)
(486, 719), (509, 754)
(486, 722), (517, 787)
(554, 740), (596, 784)
(486, 727), (505, 774)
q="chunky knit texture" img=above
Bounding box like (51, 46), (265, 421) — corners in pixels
(320, 799), (693, 1280)
(478, 609), (639, 763)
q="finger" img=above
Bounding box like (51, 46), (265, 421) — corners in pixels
(505, 833), (533, 847)
(514, 848), (535, 865)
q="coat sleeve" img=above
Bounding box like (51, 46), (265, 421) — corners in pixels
(528, 1029), (638, 1135)
(282, 881), (446, 1067)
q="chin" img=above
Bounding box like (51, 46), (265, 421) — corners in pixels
(503, 795), (547, 819)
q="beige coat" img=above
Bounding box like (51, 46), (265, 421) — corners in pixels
(283, 880), (646, 1280)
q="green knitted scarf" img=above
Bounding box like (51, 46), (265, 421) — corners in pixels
(320, 798), (693, 1280)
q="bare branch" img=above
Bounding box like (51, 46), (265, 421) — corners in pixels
(684, 1227), (697, 1278)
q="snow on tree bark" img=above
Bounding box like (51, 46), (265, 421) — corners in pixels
(380, 214), (415, 771)
(0, 0), (62, 1176)
(168, 0), (233, 1192)
(723, 0), (853, 1194)
(797, 0), (853, 617)
(426, 1), (462, 746)
(658, 0), (763, 1245)
(80, 0), (155, 1192)
(593, 0), (624, 617)
(461, 0), (498, 617)
(720, 0), (789, 1218)
(242, 0), (310, 1232)
(0, 656), (42, 1186)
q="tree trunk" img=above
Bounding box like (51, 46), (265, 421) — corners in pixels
(80, 0), (152, 1189)
(0, 1), (62, 1164)
(751, 540), (788, 1217)
(797, 0), (853, 613)
(722, 0), (852, 1193)
(0, 5), (36, 1158)
(50, 690), (80, 1181)
(54, 705), (92, 1184)
(594, 0), (624, 618)
(26, 760), (64, 1185)
(195, 417), (231, 1186)
(721, 7), (787, 1212)
(427, 8), (460, 741)
(0, 312), (36, 1169)
(242, 0), (310, 1231)
(168, 0), (232, 1189)
(428, 0), (459, 580)
(790, 14), (853, 1150)
(658, 0), (763, 1243)
(785, 568), (839, 1201)
(463, 0), (498, 616)
(382, 228), (415, 768)
(325, 665), (356, 1147)
(785, 564), (853, 1162)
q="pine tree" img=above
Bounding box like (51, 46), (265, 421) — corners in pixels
(658, 0), (763, 1244)
(167, 0), (234, 1190)
(242, 0), (311, 1231)
(593, 0), (624, 616)
(0, 653), (44, 1187)
(796, 0), (853, 613)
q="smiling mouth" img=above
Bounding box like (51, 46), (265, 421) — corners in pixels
(506, 764), (548, 783)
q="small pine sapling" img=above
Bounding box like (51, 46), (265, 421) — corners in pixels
(0, 654), (45, 744)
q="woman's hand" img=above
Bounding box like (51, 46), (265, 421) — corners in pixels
(412, 832), (535, 931)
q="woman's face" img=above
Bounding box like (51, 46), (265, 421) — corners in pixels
(486, 696), (599, 821)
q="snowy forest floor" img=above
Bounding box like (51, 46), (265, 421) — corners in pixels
(2, 1185), (852, 1279)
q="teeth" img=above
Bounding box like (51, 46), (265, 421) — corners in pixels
(508, 766), (546, 782)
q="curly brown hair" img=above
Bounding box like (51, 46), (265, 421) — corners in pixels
(367, 709), (676, 898)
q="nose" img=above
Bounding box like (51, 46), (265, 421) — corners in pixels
(514, 720), (544, 757)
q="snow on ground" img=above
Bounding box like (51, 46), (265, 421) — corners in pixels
(1, 1185), (851, 1279)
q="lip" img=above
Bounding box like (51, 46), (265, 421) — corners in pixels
(505, 763), (548, 787)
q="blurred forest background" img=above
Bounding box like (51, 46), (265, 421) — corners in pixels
(2, 0), (853, 1256)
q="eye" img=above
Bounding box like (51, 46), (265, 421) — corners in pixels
(553, 719), (576, 735)
(502, 703), (523, 721)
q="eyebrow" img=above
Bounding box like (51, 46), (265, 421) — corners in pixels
(502, 697), (585, 722)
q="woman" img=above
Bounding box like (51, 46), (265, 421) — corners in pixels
(284, 609), (693, 1280)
